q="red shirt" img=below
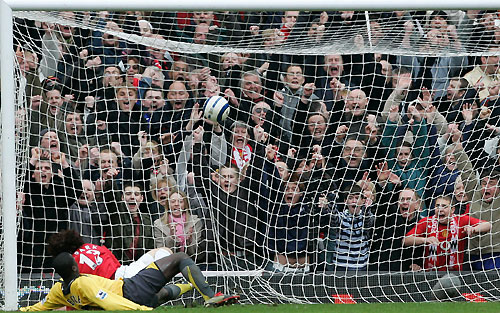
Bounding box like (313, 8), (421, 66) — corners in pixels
(72, 244), (121, 279)
(406, 214), (482, 271)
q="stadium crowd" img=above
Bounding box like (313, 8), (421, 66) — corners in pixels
(12, 10), (500, 274)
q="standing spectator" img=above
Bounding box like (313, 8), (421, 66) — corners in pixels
(273, 64), (319, 146)
(454, 145), (500, 269)
(18, 148), (81, 272)
(105, 183), (155, 264)
(267, 175), (311, 272)
(321, 184), (374, 272)
(463, 46), (500, 102)
(404, 195), (491, 271)
(370, 188), (424, 271)
(69, 179), (109, 245)
(153, 190), (203, 260)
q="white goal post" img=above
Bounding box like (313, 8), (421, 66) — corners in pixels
(2, 1), (500, 311)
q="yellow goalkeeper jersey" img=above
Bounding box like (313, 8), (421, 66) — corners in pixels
(19, 274), (152, 311)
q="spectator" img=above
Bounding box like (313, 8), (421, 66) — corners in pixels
(320, 184), (374, 272)
(404, 195), (491, 271)
(455, 153), (500, 269)
(69, 179), (109, 245)
(463, 46), (500, 102)
(268, 175), (311, 272)
(273, 64), (319, 146)
(153, 190), (203, 259)
(105, 182), (155, 264)
(370, 188), (424, 271)
(18, 148), (81, 272)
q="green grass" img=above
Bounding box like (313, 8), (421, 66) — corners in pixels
(8, 303), (500, 313)
(153, 303), (499, 313)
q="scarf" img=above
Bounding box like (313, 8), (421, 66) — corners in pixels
(232, 144), (252, 170)
(427, 216), (460, 270)
(169, 214), (187, 252)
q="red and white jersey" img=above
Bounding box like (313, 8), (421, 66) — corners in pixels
(72, 244), (121, 279)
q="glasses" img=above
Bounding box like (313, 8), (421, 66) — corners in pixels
(254, 108), (268, 114)
(343, 146), (363, 153)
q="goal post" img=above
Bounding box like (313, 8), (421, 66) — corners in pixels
(3, 2), (500, 311)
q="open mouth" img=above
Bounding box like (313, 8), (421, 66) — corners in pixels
(49, 105), (58, 115)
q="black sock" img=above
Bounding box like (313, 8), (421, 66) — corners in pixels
(179, 258), (215, 300)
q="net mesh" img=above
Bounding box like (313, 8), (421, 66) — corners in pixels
(6, 9), (500, 307)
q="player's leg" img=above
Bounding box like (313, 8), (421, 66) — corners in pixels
(155, 252), (239, 306)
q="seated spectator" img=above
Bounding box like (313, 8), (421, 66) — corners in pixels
(404, 195), (491, 271)
(153, 190), (203, 260)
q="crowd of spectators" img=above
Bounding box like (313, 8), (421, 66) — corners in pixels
(12, 10), (500, 273)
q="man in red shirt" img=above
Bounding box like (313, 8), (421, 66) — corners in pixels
(403, 195), (491, 271)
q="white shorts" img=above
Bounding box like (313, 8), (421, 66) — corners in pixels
(114, 249), (172, 279)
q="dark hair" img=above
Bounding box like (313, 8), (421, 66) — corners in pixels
(52, 252), (77, 280)
(480, 169), (500, 181)
(123, 181), (143, 192)
(144, 86), (165, 98)
(285, 63), (303, 73)
(435, 194), (453, 204)
(449, 77), (469, 90)
(47, 230), (85, 256)
(431, 11), (448, 20)
(343, 183), (363, 195)
(288, 173), (306, 192)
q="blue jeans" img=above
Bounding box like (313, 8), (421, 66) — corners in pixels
(470, 253), (500, 270)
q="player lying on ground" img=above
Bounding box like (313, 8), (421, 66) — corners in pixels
(20, 252), (240, 311)
(47, 229), (194, 302)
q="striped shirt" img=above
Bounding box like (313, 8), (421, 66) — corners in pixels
(326, 208), (374, 269)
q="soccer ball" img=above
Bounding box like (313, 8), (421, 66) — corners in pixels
(203, 96), (230, 124)
(432, 273), (463, 301)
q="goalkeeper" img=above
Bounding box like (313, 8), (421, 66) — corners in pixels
(20, 252), (239, 311)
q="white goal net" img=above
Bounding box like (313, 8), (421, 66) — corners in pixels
(5, 9), (500, 307)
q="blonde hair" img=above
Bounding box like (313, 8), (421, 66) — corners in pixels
(150, 177), (176, 201)
(159, 190), (191, 225)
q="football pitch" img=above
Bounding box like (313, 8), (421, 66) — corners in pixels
(155, 303), (499, 313)
(95, 302), (500, 313)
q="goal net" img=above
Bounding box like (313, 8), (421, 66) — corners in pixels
(6, 9), (500, 307)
